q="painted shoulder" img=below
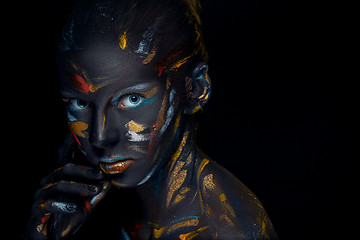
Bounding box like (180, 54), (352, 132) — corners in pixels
(195, 153), (278, 239)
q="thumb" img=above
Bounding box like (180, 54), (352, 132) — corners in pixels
(88, 181), (112, 209)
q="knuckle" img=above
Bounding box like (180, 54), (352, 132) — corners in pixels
(61, 163), (75, 174)
(56, 180), (68, 191)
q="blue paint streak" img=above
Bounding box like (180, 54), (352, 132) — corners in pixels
(100, 157), (126, 163)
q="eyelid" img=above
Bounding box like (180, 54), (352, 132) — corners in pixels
(110, 86), (158, 106)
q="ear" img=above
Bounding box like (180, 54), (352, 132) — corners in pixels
(184, 63), (212, 114)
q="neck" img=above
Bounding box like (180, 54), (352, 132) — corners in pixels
(135, 121), (197, 221)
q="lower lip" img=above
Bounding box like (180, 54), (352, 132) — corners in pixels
(100, 159), (135, 174)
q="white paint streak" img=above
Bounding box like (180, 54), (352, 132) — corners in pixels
(126, 130), (150, 142)
(135, 16), (163, 55)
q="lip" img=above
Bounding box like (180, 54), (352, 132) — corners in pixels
(100, 156), (128, 163)
(99, 158), (136, 175)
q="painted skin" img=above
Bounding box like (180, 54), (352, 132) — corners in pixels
(25, 1), (278, 239)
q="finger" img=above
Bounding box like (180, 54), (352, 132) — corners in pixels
(28, 202), (52, 239)
(89, 181), (112, 207)
(40, 163), (103, 186)
(44, 200), (79, 213)
(35, 180), (101, 200)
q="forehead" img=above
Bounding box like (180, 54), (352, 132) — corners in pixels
(58, 41), (160, 92)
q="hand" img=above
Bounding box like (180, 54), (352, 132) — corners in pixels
(25, 163), (111, 240)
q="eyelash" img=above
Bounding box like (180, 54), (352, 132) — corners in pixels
(65, 92), (155, 112)
(117, 93), (145, 110)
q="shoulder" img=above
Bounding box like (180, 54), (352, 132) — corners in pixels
(194, 153), (278, 239)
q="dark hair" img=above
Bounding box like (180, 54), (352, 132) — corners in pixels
(58, 0), (207, 78)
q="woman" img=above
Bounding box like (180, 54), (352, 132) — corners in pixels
(26, 0), (278, 239)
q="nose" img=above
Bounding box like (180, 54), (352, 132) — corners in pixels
(89, 108), (120, 149)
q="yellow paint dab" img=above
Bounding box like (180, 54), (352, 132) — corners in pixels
(167, 218), (199, 234)
(143, 47), (157, 64)
(179, 226), (209, 240)
(173, 112), (181, 135)
(126, 120), (146, 133)
(154, 226), (166, 238)
(69, 121), (88, 137)
(219, 193), (227, 203)
(119, 31), (127, 50)
(203, 174), (215, 191)
(143, 86), (159, 98)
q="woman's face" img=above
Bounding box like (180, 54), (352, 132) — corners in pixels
(59, 42), (184, 187)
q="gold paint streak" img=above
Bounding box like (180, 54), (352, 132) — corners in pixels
(171, 161), (185, 181)
(219, 215), (234, 227)
(167, 169), (187, 207)
(154, 226), (166, 238)
(102, 115), (106, 132)
(166, 78), (171, 89)
(168, 55), (192, 71)
(203, 174), (236, 217)
(166, 218), (199, 234)
(142, 86), (159, 98)
(257, 210), (270, 239)
(70, 61), (78, 71)
(119, 31), (127, 50)
(192, 104), (202, 114)
(197, 159), (209, 214)
(205, 203), (212, 215)
(165, 130), (190, 172)
(197, 159), (209, 181)
(219, 193), (227, 202)
(126, 120), (146, 133)
(69, 121), (88, 138)
(61, 224), (72, 237)
(173, 187), (191, 205)
(173, 112), (181, 135)
(179, 226), (209, 240)
(185, 152), (193, 166)
(143, 47), (157, 64)
(110, 180), (128, 188)
(180, 187), (191, 194)
(173, 194), (185, 205)
(203, 174), (216, 191)
(223, 200), (236, 217)
(171, 131), (189, 162)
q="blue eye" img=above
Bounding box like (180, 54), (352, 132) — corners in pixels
(119, 94), (143, 109)
(69, 99), (89, 111)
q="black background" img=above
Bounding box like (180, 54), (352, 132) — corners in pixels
(6, 0), (355, 239)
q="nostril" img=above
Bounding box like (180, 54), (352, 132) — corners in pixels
(90, 134), (118, 148)
(90, 132), (119, 149)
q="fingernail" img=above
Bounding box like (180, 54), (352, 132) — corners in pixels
(87, 185), (98, 193)
(65, 203), (77, 212)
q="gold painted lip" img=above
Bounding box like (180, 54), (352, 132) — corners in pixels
(99, 159), (136, 175)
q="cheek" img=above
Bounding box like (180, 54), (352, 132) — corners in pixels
(125, 125), (152, 142)
(68, 121), (89, 138)
(68, 121), (89, 147)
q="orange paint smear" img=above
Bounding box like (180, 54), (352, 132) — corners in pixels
(154, 45), (190, 77)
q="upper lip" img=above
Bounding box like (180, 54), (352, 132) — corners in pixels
(100, 156), (130, 163)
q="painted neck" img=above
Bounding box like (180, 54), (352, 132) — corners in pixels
(135, 121), (196, 218)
